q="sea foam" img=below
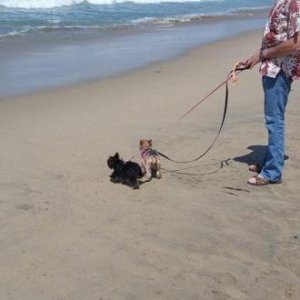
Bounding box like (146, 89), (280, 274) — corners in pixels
(0, 0), (222, 9)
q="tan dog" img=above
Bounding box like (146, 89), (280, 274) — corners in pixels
(139, 139), (161, 181)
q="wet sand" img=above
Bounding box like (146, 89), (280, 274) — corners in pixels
(0, 30), (299, 300)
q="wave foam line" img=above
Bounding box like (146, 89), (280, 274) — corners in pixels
(0, 0), (224, 9)
(0, 7), (269, 38)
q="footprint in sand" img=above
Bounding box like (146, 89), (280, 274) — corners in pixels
(215, 272), (238, 286)
(16, 203), (34, 211)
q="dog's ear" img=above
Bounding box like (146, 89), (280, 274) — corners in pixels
(114, 152), (119, 159)
(139, 140), (143, 146)
(148, 139), (152, 146)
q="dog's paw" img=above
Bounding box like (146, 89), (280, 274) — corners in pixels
(110, 177), (121, 183)
(140, 176), (151, 183)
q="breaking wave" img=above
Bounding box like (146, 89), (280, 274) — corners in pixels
(0, 0), (224, 9)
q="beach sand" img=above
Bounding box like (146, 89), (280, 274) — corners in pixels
(0, 30), (299, 300)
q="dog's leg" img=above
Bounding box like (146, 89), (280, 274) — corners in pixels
(156, 160), (162, 179)
(128, 175), (139, 189)
(140, 160), (150, 182)
(146, 161), (152, 180)
(141, 161), (152, 182)
(132, 179), (140, 189)
(140, 162), (146, 175)
(110, 171), (120, 182)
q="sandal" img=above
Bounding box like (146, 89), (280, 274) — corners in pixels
(248, 174), (282, 186)
(248, 163), (262, 173)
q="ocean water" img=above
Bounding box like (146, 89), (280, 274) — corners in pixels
(0, 0), (273, 97)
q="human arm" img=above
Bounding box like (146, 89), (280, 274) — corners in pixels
(239, 32), (300, 69)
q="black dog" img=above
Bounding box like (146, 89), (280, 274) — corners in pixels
(107, 153), (143, 189)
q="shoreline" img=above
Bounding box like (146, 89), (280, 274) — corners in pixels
(1, 30), (300, 300)
(0, 16), (266, 99)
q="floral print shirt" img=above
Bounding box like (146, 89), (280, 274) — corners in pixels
(260, 0), (300, 79)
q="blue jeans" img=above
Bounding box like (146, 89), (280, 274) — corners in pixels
(260, 70), (292, 182)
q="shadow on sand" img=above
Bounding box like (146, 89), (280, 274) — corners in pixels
(233, 145), (267, 166)
(233, 145), (289, 166)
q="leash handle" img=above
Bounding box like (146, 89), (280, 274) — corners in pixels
(158, 66), (250, 164)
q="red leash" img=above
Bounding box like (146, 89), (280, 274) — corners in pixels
(177, 67), (248, 122)
(177, 78), (228, 122)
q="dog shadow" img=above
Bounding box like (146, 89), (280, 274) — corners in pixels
(233, 145), (289, 166)
(109, 170), (159, 190)
(110, 177), (146, 189)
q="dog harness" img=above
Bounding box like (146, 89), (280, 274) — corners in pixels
(140, 149), (159, 162)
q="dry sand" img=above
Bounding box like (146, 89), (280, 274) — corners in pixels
(0, 30), (299, 300)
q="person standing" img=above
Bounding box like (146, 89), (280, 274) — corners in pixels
(238, 0), (300, 185)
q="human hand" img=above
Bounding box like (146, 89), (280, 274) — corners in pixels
(239, 50), (262, 69)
